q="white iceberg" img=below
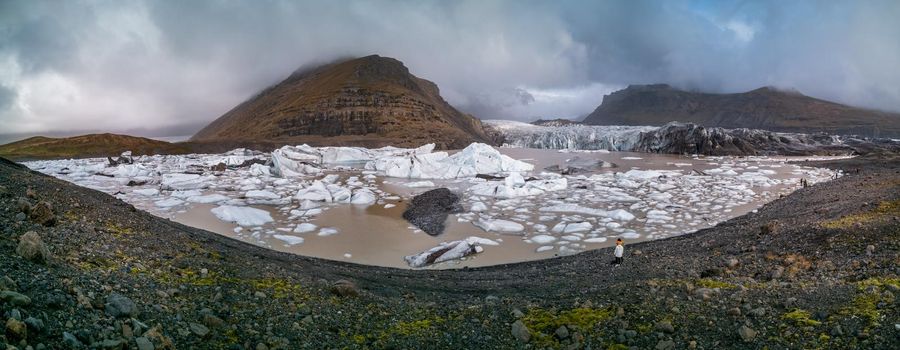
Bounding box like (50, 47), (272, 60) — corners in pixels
(473, 218), (524, 233)
(211, 205), (274, 226)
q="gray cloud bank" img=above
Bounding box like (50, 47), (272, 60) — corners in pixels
(1, 0), (899, 135)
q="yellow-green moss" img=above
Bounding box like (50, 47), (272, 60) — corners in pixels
(822, 200), (900, 229)
(249, 278), (307, 299)
(105, 223), (134, 237)
(782, 309), (822, 327)
(696, 278), (737, 289)
(522, 307), (613, 346)
(607, 344), (629, 350)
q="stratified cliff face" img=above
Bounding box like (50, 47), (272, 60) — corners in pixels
(192, 55), (490, 149)
(583, 84), (900, 138)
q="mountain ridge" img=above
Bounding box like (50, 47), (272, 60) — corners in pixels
(192, 55), (490, 149)
(583, 84), (900, 137)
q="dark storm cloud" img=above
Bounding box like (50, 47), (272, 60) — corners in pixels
(1, 0), (899, 134)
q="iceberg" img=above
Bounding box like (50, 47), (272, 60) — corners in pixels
(403, 236), (496, 268)
(472, 218), (525, 233)
(367, 143), (534, 179)
(211, 205), (274, 226)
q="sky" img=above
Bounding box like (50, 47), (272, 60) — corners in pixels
(1, 0), (899, 136)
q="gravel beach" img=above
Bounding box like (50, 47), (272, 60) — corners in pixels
(1, 154), (897, 349)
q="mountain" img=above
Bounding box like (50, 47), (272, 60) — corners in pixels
(583, 84), (900, 138)
(192, 55), (490, 149)
(0, 134), (190, 161)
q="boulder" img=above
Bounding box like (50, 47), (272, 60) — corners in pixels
(16, 231), (51, 264)
(330, 280), (359, 297)
(29, 201), (56, 226)
(402, 188), (463, 235)
(105, 293), (137, 318)
(511, 320), (531, 343)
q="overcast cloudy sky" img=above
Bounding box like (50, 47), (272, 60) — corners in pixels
(1, 0), (899, 135)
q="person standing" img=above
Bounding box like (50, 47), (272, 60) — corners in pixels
(614, 238), (624, 266)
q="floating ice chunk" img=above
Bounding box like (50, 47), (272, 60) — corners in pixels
(271, 146), (322, 177)
(249, 163), (271, 176)
(368, 143), (533, 179)
(132, 188), (159, 196)
(294, 181), (332, 202)
(469, 177), (567, 198)
(473, 218), (525, 233)
(317, 227), (339, 236)
(584, 237), (608, 243)
(540, 204), (635, 221)
(563, 222), (592, 233)
(161, 173), (213, 190)
(246, 190), (280, 200)
(384, 204), (396, 209)
(536, 246), (555, 253)
(470, 201), (488, 212)
(154, 198), (184, 208)
(343, 253), (352, 259)
(211, 205), (274, 226)
(530, 235), (557, 244)
(186, 194), (230, 204)
(350, 189), (377, 205)
(620, 231), (640, 239)
(403, 236), (494, 268)
(273, 235), (304, 245)
(293, 223), (317, 233)
(622, 169), (674, 179)
(404, 181), (436, 188)
(504, 172), (526, 188)
(561, 235), (581, 241)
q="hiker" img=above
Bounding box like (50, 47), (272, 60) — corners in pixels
(614, 238), (624, 266)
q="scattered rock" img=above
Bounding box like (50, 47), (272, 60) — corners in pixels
(16, 197), (32, 214)
(29, 201), (56, 226)
(484, 295), (500, 304)
(866, 245), (875, 256)
(189, 322), (210, 338)
(211, 162), (227, 172)
(725, 258), (739, 268)
(6, 318), (27, 341)
(16, 231), (51, 264)
(0, 291), (30, 306)
(727, 307), (742, 316)
(512, 308), (525, 319)
(63, 331), (83, 348)
(24, 317), (43, 333)
(26, 188), (37, 199)
(135, 337), (154, 350)
(0, 275), (16, 291)
(330, 280), (359, 297)
(760, 221), (778, 235)
(253, 291), (266, 299)
(655, 321), (675, 333)
(401, 188), (463, 235)
(655, 339), (675, 350)
(554, 325), (569, 339)
(738, 325), (757, 342)
(749, 307), (766, 317)
(511, 320), (531, 343)
(104, 293), (137, 318)
(14, 212), (26, 222)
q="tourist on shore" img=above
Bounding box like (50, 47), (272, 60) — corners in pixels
(614, 238), (624, 266)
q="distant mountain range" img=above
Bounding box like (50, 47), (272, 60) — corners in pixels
(192, 55), (490, 149)
(583, 84), (900, 138)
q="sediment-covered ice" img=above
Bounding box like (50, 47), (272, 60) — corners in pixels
(403, 236), (497, 268)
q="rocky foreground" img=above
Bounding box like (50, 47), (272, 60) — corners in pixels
(0, 153), (898, 349)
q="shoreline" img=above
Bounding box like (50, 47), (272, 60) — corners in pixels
(0, 153), (897, 349)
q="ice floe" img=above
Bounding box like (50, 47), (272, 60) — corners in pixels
(211, 205), (274, 226)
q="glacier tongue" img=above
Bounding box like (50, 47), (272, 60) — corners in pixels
(483, 119), (874, 156)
